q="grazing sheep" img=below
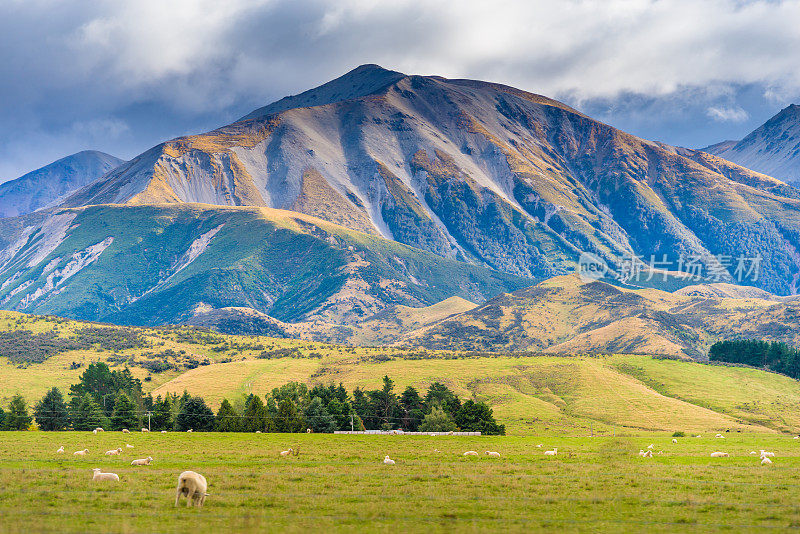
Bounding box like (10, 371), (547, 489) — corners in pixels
(161, 430), (167, 433)
(544, 448), (558, 456)
(463, 451), (479, 457)
(643, 450), (653, 458)
(141, 428), (149, 433)
(73, 449), (89, 456)
(647, 444), (654, 449)
(255, 431), (261, 434)
(485, 451), (501, 458)
(383, 455), (395, 465)
(56, 446), (64, 454)
(672, 438), (678, 444)
(104, 448), (123, 456)
(92, 429), (97, 435)
(131, 456), (153, 466)
(91, 468), (119, 482)
(710, 452), (729, 458)
(750, 451), (758, 455)
(175, 471), (208, 508)
(279, 448), (294, 457)
(536, 444), (543, 448)
(187, 429), (193, 433)
(122, 429), (130, 434)
(715, 434), (724, 439)
(762, 457), (773, 465)
(126, 444), (134, 449)
(794, 436), (799, 440)
(306, 428), (312, 434)
(638, 450), (646, 457)
(94, 427), (104, 433)
(760, 450), (775, 458)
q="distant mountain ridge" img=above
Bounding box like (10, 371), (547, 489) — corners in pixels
(703, 104), (800, 185)
(0, 151), (123, 218)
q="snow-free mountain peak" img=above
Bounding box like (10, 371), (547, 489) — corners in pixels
(703, 103), (800, 184)
(239, 64), (406, 121)
(0, 150), (124, 218)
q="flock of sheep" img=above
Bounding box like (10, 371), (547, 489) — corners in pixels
(637, 434), (781, 465)
(56, 427), (208, 507)
(55, 427), (793, 509)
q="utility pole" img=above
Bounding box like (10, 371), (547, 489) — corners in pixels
(147, 411), (152, 432)
(350, 414), (354, 432)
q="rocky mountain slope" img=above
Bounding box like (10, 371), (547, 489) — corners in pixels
(60, 65), (800, 295)
(0, 203), (527, 326)
(0, 151), (123, 218)
(703, 104), (800, 185)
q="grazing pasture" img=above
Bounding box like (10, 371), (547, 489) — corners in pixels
(2, 432), (800, 532)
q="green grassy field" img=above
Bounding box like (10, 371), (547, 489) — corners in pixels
(2, 431), (800, 533)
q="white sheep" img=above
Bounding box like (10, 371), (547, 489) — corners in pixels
(383, 455), (395, 465)
(672, 438), (678, 444)
(92, 429), (97, 435)
(187, 429), (193, 433)
(536, 444), (542, 448)
(73, 449), (89, 456)
(175, 471), (208, 508)
(760, 450), (775, 458)
(161, 430), (167, 433)
(710, 451), (729, 458)
(306, 428), (312, 434)
(463, 451), (479, 457)
(56, 446), (64, 453)
(279, 448), (294, 457)
(94, 427), (104, 433)
(638, 450), (646, 457)
(643, 450), (653, 458)
(750, 451), (758, 455)
(544, 448), (558, 456)
(761, 457), (773, 465)
(131, 456), (153, 466)
(794, 436), (799, 440)
(126, 444), (134, 449)
(104, 448), (123, 456)
(485, 451), (501, 458)
(92, 468), (119, 482)
(715, 433), (725, 439)
(122, 429), (130, 434)
(647, 444), (654, 449)
(141, 428), (149, 433)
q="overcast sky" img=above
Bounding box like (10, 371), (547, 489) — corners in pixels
(2, 0), (800, 181)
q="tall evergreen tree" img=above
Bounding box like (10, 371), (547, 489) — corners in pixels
(34, 388), (70, 431)
(151, 395), (173, 431)
(4, 394), (32, 430)
(241, 394), (269, 432)
(70, 393), (107, 431)
(275, 399), (304, 433)
(176, 396), (215, 431)
(304, 397), (336, 433)
(215, 399), (241, 432)
(111, 392), (139, 431)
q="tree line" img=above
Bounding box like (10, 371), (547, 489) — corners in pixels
(709, 339), (800, 378)
(1, 364), (504, 434)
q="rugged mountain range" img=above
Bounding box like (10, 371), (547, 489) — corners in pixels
(0, 151), (123, 218)
(704, 104), (800, 185)
(60, 65), (800, 295)
(2, 65), (800, 334)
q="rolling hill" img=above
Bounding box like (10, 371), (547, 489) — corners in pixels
(3, 310), (800, 434)
(0, 151), (123, 218)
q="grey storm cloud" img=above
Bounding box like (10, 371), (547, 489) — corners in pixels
(2, 0), (800, 180)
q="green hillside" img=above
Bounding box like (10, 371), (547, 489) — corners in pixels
(2, 310), (800, 435)
(0, 204), (528, 326)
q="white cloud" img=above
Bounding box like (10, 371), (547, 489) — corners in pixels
(706, 106), (750, 122)
(2, 0), (800, 178)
